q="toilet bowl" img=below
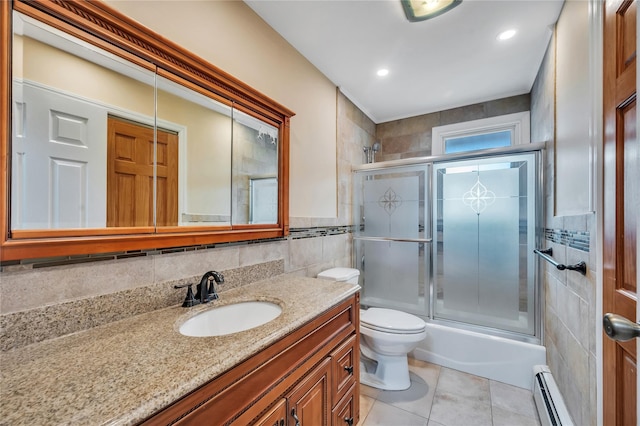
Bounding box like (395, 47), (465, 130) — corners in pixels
(317, 268), (427, 391)
(360, 307), (426, 390)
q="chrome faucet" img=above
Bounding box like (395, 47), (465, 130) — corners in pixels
(195, 271), (225, 303)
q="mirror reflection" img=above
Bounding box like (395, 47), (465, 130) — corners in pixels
(11, 11), (279, 231)
(231, 110), (278, 224)
(12, 11), (155, 229)
(156, 76), (232, 227)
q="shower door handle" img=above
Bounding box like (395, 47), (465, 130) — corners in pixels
(603, 313), (640, 341)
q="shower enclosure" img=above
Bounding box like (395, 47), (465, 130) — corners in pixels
(353, 146), (542, 342)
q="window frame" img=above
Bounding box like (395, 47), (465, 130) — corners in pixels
(431, 111), (531, 156)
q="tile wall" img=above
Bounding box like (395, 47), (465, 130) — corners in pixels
(376, 94), (530, 161)
(531, 32), (597, 426)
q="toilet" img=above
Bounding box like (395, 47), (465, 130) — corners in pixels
(317, 268), (427, 391)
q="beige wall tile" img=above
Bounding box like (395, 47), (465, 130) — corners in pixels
(1, 257), (153, 314)
(152, 246), (239, 283)
(289, 237), (323, 270)
(322, 234), (350, 263)
(238, 241), (287, 266)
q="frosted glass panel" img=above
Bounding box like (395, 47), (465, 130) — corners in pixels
(354, 164), (429, 317)
(434, 154), (536, 335)
(363, 176), (419, 238)
(477, 169), (519, 319)
(440, 172), (479, 313)
(363, 241), (419, 302)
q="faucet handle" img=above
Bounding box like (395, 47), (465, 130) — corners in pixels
(208, 271), (224, 300)
(207, 276), (219, 300)
(174, 284), (200, 307)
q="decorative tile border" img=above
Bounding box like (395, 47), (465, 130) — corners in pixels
(289, 226), (353, 239)
(544, 228), (590, 252)
(1, 226), (354, 271)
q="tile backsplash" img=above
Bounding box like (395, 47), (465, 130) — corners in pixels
(0, 229), (353, 351)
(0, 260), (284, 351)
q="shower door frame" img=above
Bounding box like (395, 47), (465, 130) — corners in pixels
(353, 143), (545, 344)
(353, 163), (432, 317)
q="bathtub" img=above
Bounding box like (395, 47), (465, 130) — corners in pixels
(412, 322), (546, 390)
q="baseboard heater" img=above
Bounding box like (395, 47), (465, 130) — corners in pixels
(533, 365), (575, 426)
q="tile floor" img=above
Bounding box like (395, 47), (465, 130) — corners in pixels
(357, 358), (541, 426)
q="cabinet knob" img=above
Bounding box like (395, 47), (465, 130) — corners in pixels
(291, 408), (300, 426)
(344, 416), (354, 425)
(344, 365), (354, 374)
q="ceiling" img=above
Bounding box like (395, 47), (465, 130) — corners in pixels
(244, 0), (564, 124)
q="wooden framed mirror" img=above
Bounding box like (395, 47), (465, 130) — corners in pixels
(0, 0), (294, 261)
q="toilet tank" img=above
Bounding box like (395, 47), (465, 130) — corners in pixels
(317, 267), (360, 284)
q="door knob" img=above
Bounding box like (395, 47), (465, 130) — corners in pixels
(603, 313), (640, 341)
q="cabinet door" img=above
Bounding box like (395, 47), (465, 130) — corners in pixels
(287, 358), (331, 426)
(332, 383), (357, 426)
(253, 398), (287, 426)
(331, 335), (357, 404)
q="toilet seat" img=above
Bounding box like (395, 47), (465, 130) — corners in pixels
(361, 308), (426, 334)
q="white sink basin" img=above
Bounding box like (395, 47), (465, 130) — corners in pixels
(179, 301), (282, 337)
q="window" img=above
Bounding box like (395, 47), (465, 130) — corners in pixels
(432, 111), (530, 155)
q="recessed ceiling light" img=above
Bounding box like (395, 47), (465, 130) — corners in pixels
(497, 29), (517, 41)
(377, 69), (389, 77)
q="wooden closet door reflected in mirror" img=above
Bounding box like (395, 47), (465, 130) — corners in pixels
(107, 116), (178, 227)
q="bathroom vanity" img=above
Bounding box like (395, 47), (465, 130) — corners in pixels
(0, 277), (360, 425)
(144, 291), (360, 425)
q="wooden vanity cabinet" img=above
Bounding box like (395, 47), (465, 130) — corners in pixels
(141, 293), (360, 426)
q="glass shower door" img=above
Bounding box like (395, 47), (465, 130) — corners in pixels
(433, 152), (538, 335)
(353, 164), (430, 318)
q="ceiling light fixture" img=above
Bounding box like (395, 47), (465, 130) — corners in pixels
(377, 68), (389, 77)
(497, 29), (517, 41)
(401, 0), (462, 22)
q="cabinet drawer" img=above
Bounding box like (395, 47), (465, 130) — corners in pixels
(331, 382), (357, 426)
(331, 335), (357, 404)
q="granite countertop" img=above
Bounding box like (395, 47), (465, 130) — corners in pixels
(0, 276), (360, 425)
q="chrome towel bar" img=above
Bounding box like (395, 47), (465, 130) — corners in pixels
(534, 248), (587, 275)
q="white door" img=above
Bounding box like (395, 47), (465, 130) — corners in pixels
(12, 82), (107, 229)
